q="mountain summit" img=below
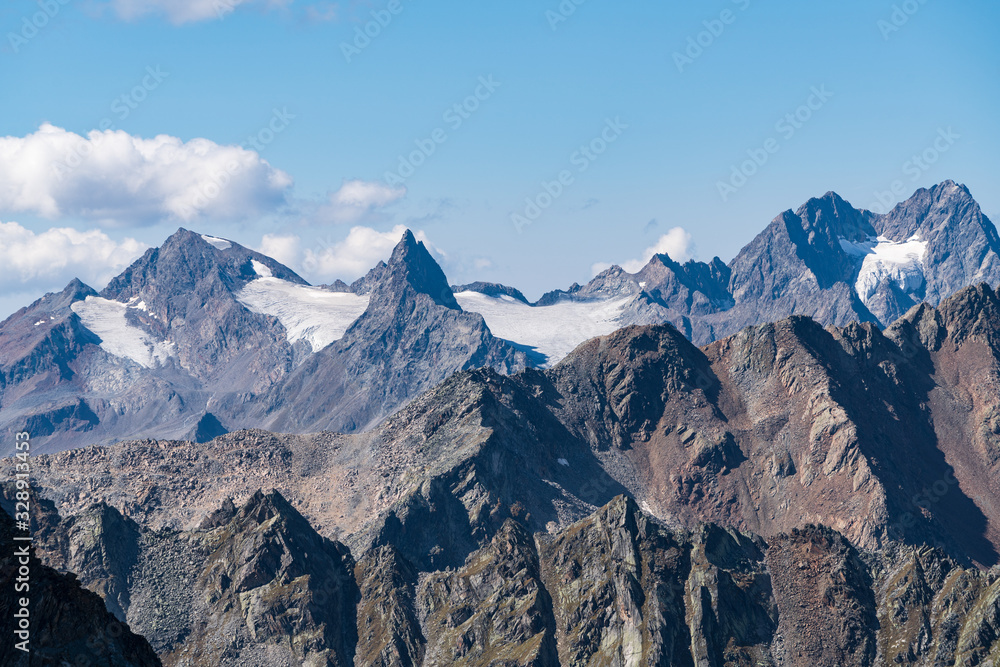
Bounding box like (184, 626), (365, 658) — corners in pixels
(1, 181), (998, 453)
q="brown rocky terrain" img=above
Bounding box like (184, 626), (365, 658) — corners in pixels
(8, 280), (1000, 662)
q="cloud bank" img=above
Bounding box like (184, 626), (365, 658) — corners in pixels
(592, 227), (694, 275)
(316, 179), (407, 225)
(0, 124), (292, 226)
(0, 222), (147, 292)
(259, 225), (436, 284)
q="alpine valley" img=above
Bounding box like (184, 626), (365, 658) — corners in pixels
(6, 180), (1000, 666)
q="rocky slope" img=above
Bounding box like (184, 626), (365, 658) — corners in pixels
(10, 279), (1000, 663)
(0, 230), (526, 454)
(1, 181), (997, 453)
(0, 503), (162, 666)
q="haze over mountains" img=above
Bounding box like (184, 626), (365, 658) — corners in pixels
(0, 180), (996, 455)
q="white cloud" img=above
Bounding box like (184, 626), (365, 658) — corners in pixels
(0, 124), (293, 226)
(258, 226), (435, 284)
(257, 233), (302, 269)
(0, 222), (147, 291)
(102, 0), (291, 24)
(317, 179), (407, 225)
(592, 227), (694, 275)
(306, 225), (437, 281)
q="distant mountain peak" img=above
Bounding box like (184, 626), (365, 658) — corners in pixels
(373, 229), (459, 310)
(62, 278), (96, 298)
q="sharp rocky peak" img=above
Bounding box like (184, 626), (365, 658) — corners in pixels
(793, 190), (876, 243)
(102, 227), (306, 303)
(369, 229), (460, 310)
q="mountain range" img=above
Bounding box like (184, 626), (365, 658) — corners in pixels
(1, 180), (996, 456)
(8, 275), (1000, 664)
(5, 179), (1000, 664)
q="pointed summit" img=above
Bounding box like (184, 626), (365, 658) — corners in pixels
(372, 229), (459, 310)
(795, 190), (877, 244)
(104, 228), (305, 304)
(873, 181), (1000, 306)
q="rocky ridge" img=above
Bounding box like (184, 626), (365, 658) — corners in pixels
(11, 280), (1000, 663)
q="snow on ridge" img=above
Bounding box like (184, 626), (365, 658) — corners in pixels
(840, 235), (929, 305)
(454, 291), (632, 367)
(251, 259), (273, 278)
(71, 296), (176, 369)
(236, 277), (369, 352)
(201, 235), (232, 251)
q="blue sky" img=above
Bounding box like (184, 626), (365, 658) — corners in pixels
(0, 0), (997, 316)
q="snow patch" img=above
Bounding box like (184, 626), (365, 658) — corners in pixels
(454, 291), (632, 367)
(558, 458), (570, 467)
(71, 296), (176, 368)
(237, 278), (369, 352)
(251, 260), (273, 278)
(841, 235), (928, 305)
(201, 235), (232, 251)
(33, 320), (45, 326)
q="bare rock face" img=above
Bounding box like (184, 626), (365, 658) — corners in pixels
(256, 231), (527, 434)
(0, 507), (161, 667)
(766, 525), (877, 667)
(354, 545), (424, 667)
(872, 543), (1000, 666)
(420, 519), (559, 666)
(168, 490), (358, 667)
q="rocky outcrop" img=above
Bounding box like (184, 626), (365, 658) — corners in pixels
(167, 490), (358, 666)
(420, 519), (558, 666)
(0, 506), (161, 667)
(354, 545), (424, 667)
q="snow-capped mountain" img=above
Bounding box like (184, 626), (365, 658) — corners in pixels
(0, 180), (996, 453)
(457, 180), (999, 349)
(0, 229), (525, 454)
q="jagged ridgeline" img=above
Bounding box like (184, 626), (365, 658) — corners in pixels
(7, 273), (1000, 664)
(4, 180), (1000, 664)
(1, 181), (998, 455)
